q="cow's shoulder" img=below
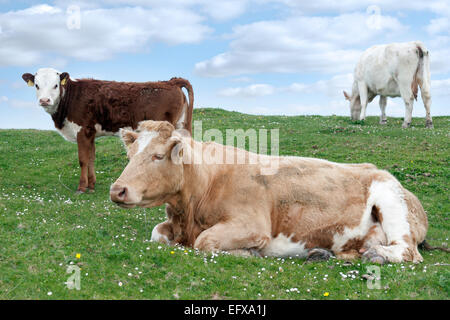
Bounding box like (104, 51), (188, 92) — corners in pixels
(55, 118), (82, 143)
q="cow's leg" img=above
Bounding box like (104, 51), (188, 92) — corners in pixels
(363, 232), (423, 264)
(77, 129), (91, 193)
(333, 224), (387, 261)
(401, 98), (414, 128)
(357, 81), (369, 121)
(336, 250), (360, 261)
(227, 249), (262, 257)
(417, 68), (433, 128)
(398, 79), (416, 128)
(87, 138), (96, 191)
(379, 96), (387, 124)
(306, 248), (334, 262)
(194, 221), (270, 256)
(76, 129), (95, 193)
(151, 221), (174, 245)
(421, 89), (433, 128)
(361, 180), (419, 263)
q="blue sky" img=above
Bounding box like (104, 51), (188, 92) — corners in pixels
(0, 0), (449, 129)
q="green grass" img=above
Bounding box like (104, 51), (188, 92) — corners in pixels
(0, 108), (448, 300)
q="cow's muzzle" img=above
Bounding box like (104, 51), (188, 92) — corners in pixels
(39, 98), (51, 106)
(110, 182), (149, 208)
(110, 184), (129, 204)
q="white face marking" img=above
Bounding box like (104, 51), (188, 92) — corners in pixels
(136, 132), (159, 155)
(260, 233), (308, 258)
(56, 119), (82, 143)
(34, 67), (63, 114)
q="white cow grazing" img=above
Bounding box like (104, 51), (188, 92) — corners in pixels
(343, 41), (433, 128)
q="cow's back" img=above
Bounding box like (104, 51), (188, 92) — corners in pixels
(65, 79), (187, 133)
(222, 156), (395, 254)
(355, 41), (422, 97)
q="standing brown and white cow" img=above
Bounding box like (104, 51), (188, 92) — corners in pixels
(110, 120), (428, 264)
(22, 68), (194, 193)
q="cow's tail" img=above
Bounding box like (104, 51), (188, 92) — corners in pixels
(171, 77), (194, 134)
(414, 42), (431, 101)
(418, 240), (450, 253)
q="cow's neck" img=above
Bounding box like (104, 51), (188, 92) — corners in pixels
(169, 163), (212, 209)
(51, 79), (78, 129)
(165, 160), (217, 245)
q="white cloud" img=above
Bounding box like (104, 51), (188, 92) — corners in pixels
(424, 7), (450, 75)
(10, 81), (25, 89)
(53, 0), (250, 21)
(218, 73), (353, 98)
(432, 78), (450, 96)
(195, 12), (407, 77)
(7, 99), (37, 109)
(427, 17), (450, 35)
(218, 84), (275, 97)
(427, 46), (450, 75)
(286, 73), (354, 97)
(200, 0), (249, 21)
(0, 4), (212, 67)
(230, 76), (253, 83)
(275, 0), (450, 14)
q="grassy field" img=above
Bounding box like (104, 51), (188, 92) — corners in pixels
(0, 108), (448, 300)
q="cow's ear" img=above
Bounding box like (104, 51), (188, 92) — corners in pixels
(22, 73), (35, 87)
(173, 128), (191, 138)
(60, 72), (70, 86)
(343, 91), (351, 101)
(120, 129), (138, 148)
(168, 136), (184, 164)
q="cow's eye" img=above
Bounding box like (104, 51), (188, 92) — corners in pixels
(152, 154), (164, 161)
(36, 84), (39, 90)
(54, 84), (58, 89)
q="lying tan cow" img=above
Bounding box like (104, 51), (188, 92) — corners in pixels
(110, 121), (428, 263)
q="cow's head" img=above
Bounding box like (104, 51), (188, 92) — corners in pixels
(22, 68), (69, 114)
(110, 121), (187, 208)
(343, 88), (362, 121)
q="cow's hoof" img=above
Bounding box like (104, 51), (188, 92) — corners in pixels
(379, 120), (387, 125)
(228, 249), (261, 258)
(88, 188), (95, 194)
(249, 249), (262, 258)
(362, 248), (386, 264)
(401, 122), (411, 128)
(75, 190), (85, 195)
(425, 120), (433, 129)
(306, 248), (334, 262)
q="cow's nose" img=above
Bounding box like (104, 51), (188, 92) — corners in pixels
(110, 184), (128, 203)
(39, 98), (50, 106)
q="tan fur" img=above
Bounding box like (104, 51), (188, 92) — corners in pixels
(402, 189), (428, 262)
(111, 121), (428, 262)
